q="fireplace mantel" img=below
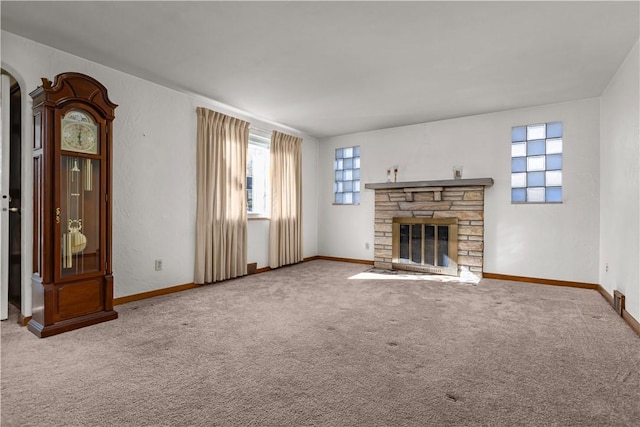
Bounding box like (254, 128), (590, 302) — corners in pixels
(364, 178), (493, 190)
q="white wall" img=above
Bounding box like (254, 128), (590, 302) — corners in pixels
(319, 99), (601, 284)
(600, 41), (640, 321)
(1, 31), (319, 308)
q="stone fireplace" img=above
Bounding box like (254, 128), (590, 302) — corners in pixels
(364, 178), (493, 279)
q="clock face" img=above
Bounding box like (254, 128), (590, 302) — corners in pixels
(61, 110), (99, 154)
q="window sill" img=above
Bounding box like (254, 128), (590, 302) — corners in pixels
(332, 203), (361, 206)
(511, 201), (563, 205)
(248, 214), (270, 221)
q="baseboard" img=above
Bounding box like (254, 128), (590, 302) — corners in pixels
(483, 272), (598, 290)
(597, 285), (640, 337)
(309, 255), (375, 265)
(110, 268), (639, 338)
(113, 282), (199, 306)
(483, 273), (639, 337)
(596, 285), (614, 306)
(621, 309), (640, 336)
(19, 315), (31, 326)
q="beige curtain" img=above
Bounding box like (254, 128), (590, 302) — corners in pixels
(195, 107), (249, 284)
(269, 131), (303, 268)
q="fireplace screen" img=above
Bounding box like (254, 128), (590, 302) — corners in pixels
(392, 217), (458, 276)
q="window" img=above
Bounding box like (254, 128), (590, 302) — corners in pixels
(247, 130), (270, 216)
(511, 122), (562, 203)
(334, 146), (360, 204)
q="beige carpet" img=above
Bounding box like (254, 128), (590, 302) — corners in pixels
(1, 260), (639, 426)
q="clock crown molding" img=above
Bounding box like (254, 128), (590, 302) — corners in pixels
(30, 72), (117, 119)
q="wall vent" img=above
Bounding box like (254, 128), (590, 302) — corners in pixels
(247, 262), (257, 275)
(613, 290), (625, 316)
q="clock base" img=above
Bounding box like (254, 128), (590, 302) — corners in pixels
(27, 310), (118, 338)
(28, 274), (118, 338)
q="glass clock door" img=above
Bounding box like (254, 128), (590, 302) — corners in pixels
(59, 155), (101, 277)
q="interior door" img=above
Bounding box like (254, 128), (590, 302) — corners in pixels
(8, 82), (22, 308)
(1, 74), (11, 320)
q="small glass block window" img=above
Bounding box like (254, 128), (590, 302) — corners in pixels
(511, 122), (562, 203)
(334, 145), (360, 205)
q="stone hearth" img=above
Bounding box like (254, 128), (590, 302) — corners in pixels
(365, 178), (493, 279)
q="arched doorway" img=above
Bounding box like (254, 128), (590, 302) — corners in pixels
(1, 69), (22, 321)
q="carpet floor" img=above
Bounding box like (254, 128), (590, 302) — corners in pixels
(1, 260), (639, 426)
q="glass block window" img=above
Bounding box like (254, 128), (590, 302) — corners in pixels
(334, 146), (360, 204)
(511, 122), (562, 203)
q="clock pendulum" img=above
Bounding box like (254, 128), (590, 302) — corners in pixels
(63, 157), (87, 269)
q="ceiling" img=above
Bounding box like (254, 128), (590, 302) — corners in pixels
(2, 1), (639, 138)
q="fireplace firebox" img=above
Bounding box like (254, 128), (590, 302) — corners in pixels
(392, 217), (458, 276)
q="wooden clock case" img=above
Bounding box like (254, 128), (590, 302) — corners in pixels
(28, 72), (118, 337)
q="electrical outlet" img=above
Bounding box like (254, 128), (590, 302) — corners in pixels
(605, 263), (609, 272)
(155, 259), (163, 271)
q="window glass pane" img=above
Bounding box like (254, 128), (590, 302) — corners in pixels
(511, 157), (526, 172)
(511, 188), (526, 202)
(547, 154), (562, 170)
(512, 126), (526, 142)
(336, 182), (343, 192)
(512, 143), (526, 157)
(335, 170), (343, 181)
(343, 158), (353, 169)
(343, 147), (353, 158)
(353, 192), (360, 204)
(335, 193), (343, 204)
(344, 181), (353, 192)
(527, 124), (546, 140)
(354, 157), (361, 168)
(546, 122), (563, 138)
(344, 193), (353, 204)
(546, 187), (562, 202)
(344, 170), (352, 181)
(354, 181), (360, 192)
(247, 139), (270, 215)
(527, 156), (545, 171)
(353, 146), (360, 156)
(527, 140), (546, 156)
(546, 170), (562, 186)
(527, 187), (545, 202)
(511, 172), (526, 188)
(527, 171), (545, 187)
(353, 169), (360, 180)
(546, 138), (562, 154)
(336, 148), (343, 159)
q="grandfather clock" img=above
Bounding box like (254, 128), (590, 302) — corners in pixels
(28, 73), (118, 337)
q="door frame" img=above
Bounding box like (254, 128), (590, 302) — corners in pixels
(1, 64), (33, 322)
